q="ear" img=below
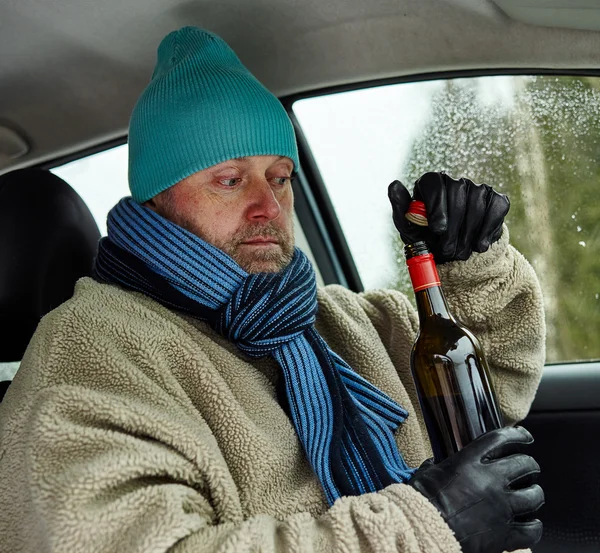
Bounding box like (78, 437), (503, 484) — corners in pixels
(143, 198), (159, 212)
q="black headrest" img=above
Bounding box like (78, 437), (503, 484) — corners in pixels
(0, 168), (101, 361)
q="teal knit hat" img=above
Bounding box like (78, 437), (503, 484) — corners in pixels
(128, 27), (300, 203)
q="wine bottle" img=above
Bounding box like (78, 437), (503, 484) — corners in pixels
(405, 201), (503, 462)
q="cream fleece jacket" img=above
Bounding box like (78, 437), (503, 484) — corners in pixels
(0, 230), (545, 553)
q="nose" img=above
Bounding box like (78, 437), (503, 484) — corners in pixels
(246, 179), (281, 222)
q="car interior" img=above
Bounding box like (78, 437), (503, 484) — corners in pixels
(1, 1), (600, 552)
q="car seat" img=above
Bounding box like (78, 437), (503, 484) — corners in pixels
(0, 168), (100, 401)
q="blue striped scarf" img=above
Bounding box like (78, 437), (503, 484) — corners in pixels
(94, 198), (415, 505)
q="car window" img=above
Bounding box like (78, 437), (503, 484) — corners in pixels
(293, 75), (600, 364)
(50, 145), (324, 284)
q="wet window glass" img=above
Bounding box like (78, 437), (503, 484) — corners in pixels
(294, 75), (600, 364)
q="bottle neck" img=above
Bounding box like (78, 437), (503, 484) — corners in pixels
(414, 286), (451, 325)
(405, 242), (452, 324)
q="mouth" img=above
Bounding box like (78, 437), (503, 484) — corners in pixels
(241, 237), (280, 246)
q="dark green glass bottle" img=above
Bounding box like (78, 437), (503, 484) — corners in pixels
(405, 240), (503, 462)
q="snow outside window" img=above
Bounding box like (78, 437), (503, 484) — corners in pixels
(294, 75), (600, 363)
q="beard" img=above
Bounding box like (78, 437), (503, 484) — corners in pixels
(154, 196), (295, 273)
(217, 222), (295, 273)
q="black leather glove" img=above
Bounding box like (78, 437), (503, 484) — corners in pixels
(388, 172), (510, 264)
(407, 426), (544, 553)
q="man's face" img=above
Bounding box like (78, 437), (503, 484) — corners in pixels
(146, 155), (295, 273)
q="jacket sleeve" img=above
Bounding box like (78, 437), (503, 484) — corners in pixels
(358, 226), (545, 425)
(20, 384), (460, 553)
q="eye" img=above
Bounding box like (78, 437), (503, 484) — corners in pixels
(219, 177), (241, 187)
(271, 176), (292, 186)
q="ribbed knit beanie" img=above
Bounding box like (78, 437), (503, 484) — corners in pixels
(128, 27), (300, 203)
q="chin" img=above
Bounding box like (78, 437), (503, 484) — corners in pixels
(240, 260), (287, 274)
(234, 253), (293, 274)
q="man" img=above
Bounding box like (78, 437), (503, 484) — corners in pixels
(0, 27), (545, 553)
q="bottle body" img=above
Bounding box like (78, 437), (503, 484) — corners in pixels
(406, 242), (503, 462)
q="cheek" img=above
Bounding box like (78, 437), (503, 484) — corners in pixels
(194, 193), (245, 240)
(279, 191), (295, 225)
(174, 188), (221, 220)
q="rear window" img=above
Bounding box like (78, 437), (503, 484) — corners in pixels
(52, 145), (129, 236)
(293, 75), (600, 364)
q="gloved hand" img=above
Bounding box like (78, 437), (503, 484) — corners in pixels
(407, 426), (544, 553)
(388, 172), (510, 264)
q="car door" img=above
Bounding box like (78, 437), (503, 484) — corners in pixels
(523, 363), (600, 553)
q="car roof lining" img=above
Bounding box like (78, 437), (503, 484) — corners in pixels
(2, 0), (600, 171)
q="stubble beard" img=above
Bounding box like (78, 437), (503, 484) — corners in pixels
(218, 223), (296, 273)
(155, 200), (295, 273)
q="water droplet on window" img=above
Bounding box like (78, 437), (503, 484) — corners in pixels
(577, 226), (582, 232)
(572, 214), (577, 219)
(579, 241), (586, 247)
(596, 294), (599, 300)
